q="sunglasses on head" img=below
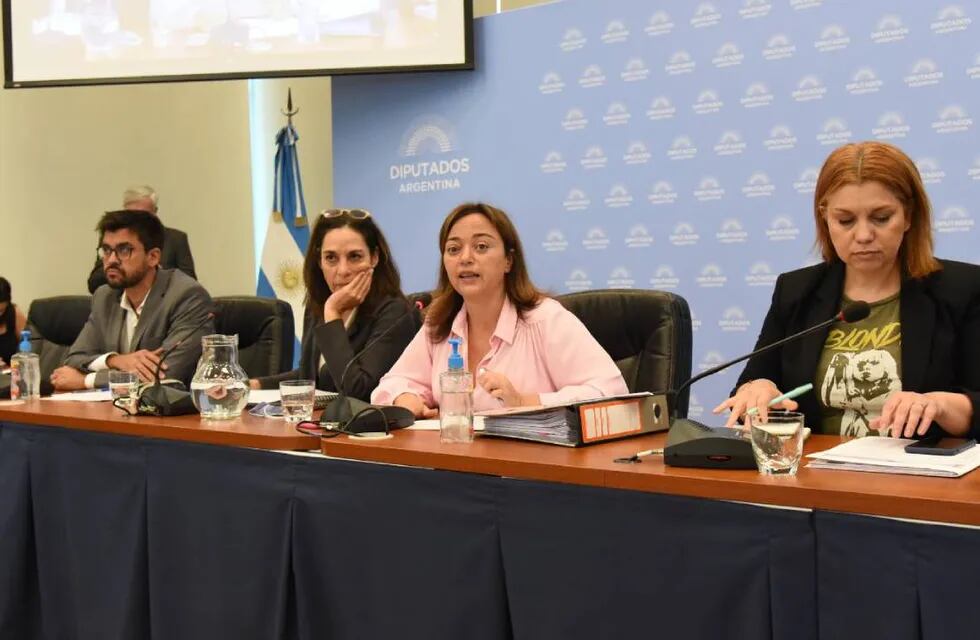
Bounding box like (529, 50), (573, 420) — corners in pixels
(321, 208), (371, 220)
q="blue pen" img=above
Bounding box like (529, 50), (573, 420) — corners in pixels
(746, 383), (813, 416)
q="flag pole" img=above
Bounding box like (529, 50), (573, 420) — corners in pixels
(282, 87), (299, 124)
(272, 88), (302, 224)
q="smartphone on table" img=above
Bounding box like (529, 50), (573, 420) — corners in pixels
(904, 436), (976, 456)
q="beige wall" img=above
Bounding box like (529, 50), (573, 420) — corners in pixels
(474, 0), (554, 16)
(0, 81), (255, 306)
(0, 76), (333, 312)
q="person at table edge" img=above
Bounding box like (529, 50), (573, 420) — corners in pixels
(251, 208), (417, 401)
(52, 210), (213, 390)
(371, 202), (628, 416)
(715, 141), (979, 441)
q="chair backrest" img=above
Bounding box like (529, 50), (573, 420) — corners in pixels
(27, 295), (93, 381)
(556, 289), (693, 417)
(213, 296), (295, 378)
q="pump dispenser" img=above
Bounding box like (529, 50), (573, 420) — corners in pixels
(447, 337), (464, 371)
(439, 337), (474, 443)
(11, 330), (41, 400)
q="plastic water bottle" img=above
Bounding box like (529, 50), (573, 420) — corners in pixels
(440, 337), (473, 443)
(10, 330), (40, 400)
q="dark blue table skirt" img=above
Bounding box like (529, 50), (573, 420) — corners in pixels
(816, 511), (980, 640)
(496, 480), (816, 640)
(2, 421), (976, 640)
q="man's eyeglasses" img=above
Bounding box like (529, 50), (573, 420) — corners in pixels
(321, 208), (372, 220)
(98, 243), (137, 260)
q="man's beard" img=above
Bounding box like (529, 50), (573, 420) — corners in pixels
(105, 266), (145, 290)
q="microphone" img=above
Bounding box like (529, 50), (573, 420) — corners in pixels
(664, 301), (870, 469)
(319, 305), (417, 433)
(150, 310), (218, 387)
(412, 292), (432, 312)
(136, 309), (216, 416)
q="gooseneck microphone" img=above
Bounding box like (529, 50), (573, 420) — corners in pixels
(149, 310), (218, 386)
(664, 301), (870, 469)
(319, 305), (417, 431)
(669, 300), (870, 416)
(129, 308), (216, 416)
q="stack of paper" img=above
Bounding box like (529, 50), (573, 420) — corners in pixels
(482, 406), (578, 446)
(47, 389), (113, 402)
(807, 436), (980, 478)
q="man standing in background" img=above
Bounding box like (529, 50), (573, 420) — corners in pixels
(87, 185), (197, 293)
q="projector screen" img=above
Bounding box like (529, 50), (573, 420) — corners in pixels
(3, 0), (472, 88)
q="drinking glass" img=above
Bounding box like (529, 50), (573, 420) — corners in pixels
(280, 380), (315, 423)
(747, 410), (805, 475)
(109, 370), (139, 410)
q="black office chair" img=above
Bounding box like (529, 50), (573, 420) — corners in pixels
(26, 295), (93, 382)
(556, 289), (693, 417)
(213, 296), (295, 378)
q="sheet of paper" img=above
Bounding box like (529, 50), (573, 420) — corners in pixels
(406, 417), (485, 431)
(247, 389), (282, 404)
(46, 390), (113, 402)
(807, 436), (980, 477)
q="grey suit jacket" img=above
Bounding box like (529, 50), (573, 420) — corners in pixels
(65, 269), (214, 387)
(87, 226), (196, 294)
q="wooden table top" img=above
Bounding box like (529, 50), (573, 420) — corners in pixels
(0, 397), (319, 450)
(5, 398), (977, 526)
(321, 429), (980, 527)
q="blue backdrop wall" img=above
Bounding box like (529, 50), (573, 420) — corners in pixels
(333, 0), (979, 421)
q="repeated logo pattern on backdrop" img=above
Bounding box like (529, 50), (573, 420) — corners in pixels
(333, 0), (978, 420)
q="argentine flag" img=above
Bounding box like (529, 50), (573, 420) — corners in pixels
(257, 123), (310, 364)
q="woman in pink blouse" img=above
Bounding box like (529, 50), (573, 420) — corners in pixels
(371, 203), (628, 417)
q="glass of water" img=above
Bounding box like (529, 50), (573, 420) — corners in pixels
(747, 410), (805, 475)
(279, 380), (315, 423)
(109, 370), (139, 411)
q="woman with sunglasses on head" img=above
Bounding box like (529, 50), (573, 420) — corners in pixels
(714, 141), (980, 440)
(371, 203), (627, 417)
(251, 209), (418, 401)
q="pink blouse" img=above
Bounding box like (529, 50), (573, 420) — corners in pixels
(371, 297), (628, 411)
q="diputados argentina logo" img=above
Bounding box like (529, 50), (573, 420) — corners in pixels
(915, 157), (945, 184)
(391, 117), (470, 194)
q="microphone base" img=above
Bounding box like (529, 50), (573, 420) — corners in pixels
(320, 395), (415, 434)
(664, 418), (757, 470)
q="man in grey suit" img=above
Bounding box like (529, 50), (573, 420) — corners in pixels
(52, 210), (214, 391)
(86, 185), (197, 293)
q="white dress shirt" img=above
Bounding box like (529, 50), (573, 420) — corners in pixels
(84, 290), (149, 388)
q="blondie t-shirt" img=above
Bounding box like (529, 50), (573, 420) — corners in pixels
(815, 293), (902, 437)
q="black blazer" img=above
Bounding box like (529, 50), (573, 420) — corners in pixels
(88, 226), (197, 294)
(735, 259), (980, 438)
(258, 296), (419, 402)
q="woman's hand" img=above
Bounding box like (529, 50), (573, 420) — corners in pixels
(477, 368), (538, 407)
(870, 391), (945, 438)
(393, 392), (438, 419)
(713, 379), (797, 427)
(324, 269), (373, 322)
(248, 379), (261, 390)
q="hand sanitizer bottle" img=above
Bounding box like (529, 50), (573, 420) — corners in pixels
(10, 330), (40, 400)
(439, 337), (473, 443)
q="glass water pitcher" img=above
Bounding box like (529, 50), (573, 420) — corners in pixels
(190, 334), (249, 420)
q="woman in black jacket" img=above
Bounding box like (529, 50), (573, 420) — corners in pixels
(715, 141), (980, 440)
(251, 209), (417, 401)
